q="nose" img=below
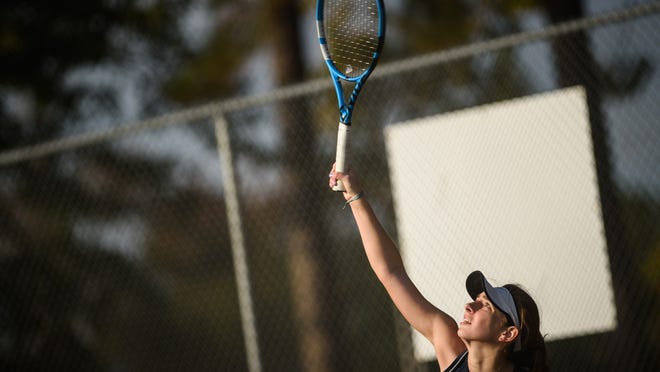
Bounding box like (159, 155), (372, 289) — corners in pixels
(465, 301), (481, 313)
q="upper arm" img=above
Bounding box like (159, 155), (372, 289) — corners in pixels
(381, 269), (466, 368)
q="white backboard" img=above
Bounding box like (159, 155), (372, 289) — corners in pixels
(384, 86), (617, 361)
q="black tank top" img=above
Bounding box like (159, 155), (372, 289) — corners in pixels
(444, 351), (526, 372)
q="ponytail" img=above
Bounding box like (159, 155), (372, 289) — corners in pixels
(504, 284), (548, 372)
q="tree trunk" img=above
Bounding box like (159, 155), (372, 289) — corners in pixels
(267, 1), (338, 372)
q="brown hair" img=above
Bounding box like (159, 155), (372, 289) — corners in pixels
(504, 284), (548, 372)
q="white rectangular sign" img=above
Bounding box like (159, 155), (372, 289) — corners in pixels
(384, 86), (616, 361)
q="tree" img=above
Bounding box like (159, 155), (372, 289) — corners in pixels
(0, 1), (212, 370)
(262, 1), (340, 371)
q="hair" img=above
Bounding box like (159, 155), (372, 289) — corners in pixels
(503, 284), (548, 372)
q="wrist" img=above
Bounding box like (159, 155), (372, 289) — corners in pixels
(343, 191), (364, 209)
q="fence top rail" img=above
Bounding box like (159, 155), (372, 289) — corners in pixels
(1, 1), (659, 167)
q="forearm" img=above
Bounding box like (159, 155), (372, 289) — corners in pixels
(348, 197), (405, 280)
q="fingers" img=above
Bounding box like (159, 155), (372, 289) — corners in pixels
(328, 163), (337, 188)
(328, 170), (336, 188)
(329, 163), (361, 198)
(328, 163), (345, 190)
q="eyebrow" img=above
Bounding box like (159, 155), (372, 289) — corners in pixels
(475, 294), (495, 310)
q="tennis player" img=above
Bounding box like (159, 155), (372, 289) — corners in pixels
(329, 165), (548, 372)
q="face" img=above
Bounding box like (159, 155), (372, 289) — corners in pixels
(457, 291), (510, 345)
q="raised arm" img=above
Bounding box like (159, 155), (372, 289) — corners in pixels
(329, 166), (465, 368)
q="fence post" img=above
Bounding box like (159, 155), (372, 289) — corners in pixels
(214, 114), (262, 372)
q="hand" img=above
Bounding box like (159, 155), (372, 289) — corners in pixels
(329, 163), (363, 201)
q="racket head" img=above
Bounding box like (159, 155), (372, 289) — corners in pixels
(316, 0), (386, 82)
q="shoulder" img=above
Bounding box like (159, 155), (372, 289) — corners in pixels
(431, 313), (465, 370)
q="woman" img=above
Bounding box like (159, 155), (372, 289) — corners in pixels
(329, 165), (548, 372)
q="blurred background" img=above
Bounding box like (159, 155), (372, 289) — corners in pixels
(1, 0), (659, 371)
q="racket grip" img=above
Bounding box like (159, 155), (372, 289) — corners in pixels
(333, 123), (350, 192)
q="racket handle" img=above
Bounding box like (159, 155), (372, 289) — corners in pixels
(333, 123), (350, 192)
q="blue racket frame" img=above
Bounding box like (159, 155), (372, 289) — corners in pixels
(316, 0), (386, 125)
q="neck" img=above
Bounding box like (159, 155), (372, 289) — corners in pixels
(466, 344), (513, 372)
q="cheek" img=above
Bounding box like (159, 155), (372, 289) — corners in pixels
(461, 314), (498, 335)
(488, 316), (509, 335)
(477, 313), (507, 334)
(458, 319), (502, 342)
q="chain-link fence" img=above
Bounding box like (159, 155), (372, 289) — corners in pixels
(1, 3), (659, 372)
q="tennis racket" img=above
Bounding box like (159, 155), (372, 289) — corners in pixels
(316, 0), (386, 191)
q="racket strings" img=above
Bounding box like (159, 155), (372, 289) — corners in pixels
(325, 0), (380, 78)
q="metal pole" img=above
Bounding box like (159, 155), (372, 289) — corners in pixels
(214, 115), (262, 372)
